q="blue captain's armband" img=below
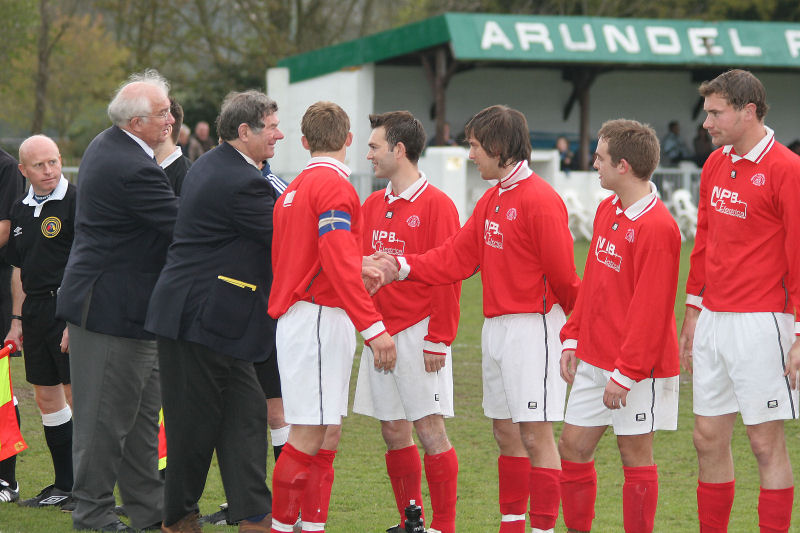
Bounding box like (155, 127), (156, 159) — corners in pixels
(318, 210), (351, 236)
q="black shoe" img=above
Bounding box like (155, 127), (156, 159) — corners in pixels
(200, 502), (238, 526)
(19, 484), (74, 509)
(0, 479), (19, 503)
(386, 525), (404, 533)
(74, 519), (135, 532)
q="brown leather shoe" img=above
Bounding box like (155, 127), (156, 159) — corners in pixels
(161, 511), (202, 533)
(237, 513), (271, 532)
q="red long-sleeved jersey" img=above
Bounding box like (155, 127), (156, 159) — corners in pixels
(561, 188), (681, 387)
(686, 128), (800, 334)
(269, 157), (385, 341)
(362, 175), (461, 352)
(399, 161), (580, 318)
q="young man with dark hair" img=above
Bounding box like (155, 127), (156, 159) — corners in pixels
(4, 135), (76, 510)
(354, 111), (460, 533)
(155, 97), (192, 195)
(558, 119), (681, 533)
(377, 104), (580, 533)
(679, 69), (800, 533)
(269, 101), (396, 533)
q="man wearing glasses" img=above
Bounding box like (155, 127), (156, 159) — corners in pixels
(57, 69), (178, 532)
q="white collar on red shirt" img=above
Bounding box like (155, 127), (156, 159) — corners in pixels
(722, 125), (775, 164)
(611, 181), (659, 221)
(497, 160), (532, 195)
(305, 156), (351, 179)
(384, 172), (428, 204)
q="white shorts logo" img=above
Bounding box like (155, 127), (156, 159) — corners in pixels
(371, 230), (406, 255)
(710, 186), (747, 219)
(483, 219), (504, 249)
(595, 236), (622, 272)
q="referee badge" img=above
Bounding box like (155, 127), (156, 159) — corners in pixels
(41, 216), (62, 238)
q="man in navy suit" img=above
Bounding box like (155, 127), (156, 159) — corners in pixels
(145, 90), (283, 533)
(57, 69), (178, 532)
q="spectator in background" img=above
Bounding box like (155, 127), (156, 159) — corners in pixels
(692, 123), (714, 167)
(661, 121), (692, 167)
(155, 98), (192, 195)
(188, 120), (215, 161)
(788, 139), (800, 157)
(427, 122), (458, 147)
(177, 124), (191, 156)
(556, 135), (577, 172)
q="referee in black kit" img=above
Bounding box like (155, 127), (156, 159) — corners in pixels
(4, 135), (76, 509)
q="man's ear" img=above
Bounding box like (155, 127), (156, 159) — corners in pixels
(301, 136), (310, 150)
(394, 141), (407, 160)
(345, 131), (353, 147)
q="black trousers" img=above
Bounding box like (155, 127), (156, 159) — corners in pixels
(157, 337), (270, 525)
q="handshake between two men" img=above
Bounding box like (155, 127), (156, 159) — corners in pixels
(362, 252), (400, 296)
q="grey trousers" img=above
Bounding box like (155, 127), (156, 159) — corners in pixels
(68, 322), (163, 529)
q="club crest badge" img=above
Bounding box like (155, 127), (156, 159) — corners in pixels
(407, 215), (420, 228)
(625, 228), (635, 243)
(751, 173), (766, 186)
(41, 216), (61, 238)
(506, 208), (517, 221)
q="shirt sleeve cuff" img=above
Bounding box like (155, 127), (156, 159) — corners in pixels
(562, 339), (578, 351)
(685, 294), (703, 310)
(795, 322), (800, 336)
(610, 369), (634, 391)
(397, 256), (410, 281)
(361, 321), (387, 344)
(423, 340), (447, 356)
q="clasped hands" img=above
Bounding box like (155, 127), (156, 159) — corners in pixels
(361, 251), (400, 295)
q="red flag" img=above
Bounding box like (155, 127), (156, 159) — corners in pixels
(0, 341), (26, 461)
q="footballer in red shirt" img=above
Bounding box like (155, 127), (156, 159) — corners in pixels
(558, 119), (681, 533)
(354, 111), (461, 533)
(679, 69), (800, 533)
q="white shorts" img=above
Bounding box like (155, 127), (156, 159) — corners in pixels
(565, 361), (679, 435)
(276, 301), (356, 426)
(481, 307), (566, 422)
(693, 310), (798, 425)
(353, 318), (454, 422)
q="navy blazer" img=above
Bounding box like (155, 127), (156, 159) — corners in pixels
(145, 142), (275, 362)
(57, 126), (178, 339)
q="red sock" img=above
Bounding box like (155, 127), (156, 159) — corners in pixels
(622, 465), (658, 533)
(300, 448), (336, 532)
(697, 480), (735, 533)
(560, 459), (597, 532)
(758, 486), (793, 533)
(424, 447), (458, 533)
(498, 456), (530, 533)
(271, 443), (312, 532)
(529, 467), (560, 530)
(386, 445), (424, 526)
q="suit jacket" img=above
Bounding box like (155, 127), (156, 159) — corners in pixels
(145, 142), (275, 362)
(56, 126), (179, 339)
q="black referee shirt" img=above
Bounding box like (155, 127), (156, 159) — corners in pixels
(6, 178), (76, 295)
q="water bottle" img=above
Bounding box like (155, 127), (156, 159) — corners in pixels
(404, 499), (425, 532)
